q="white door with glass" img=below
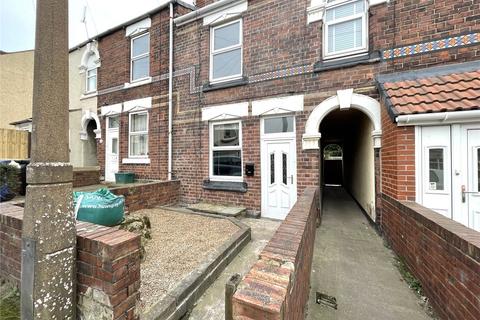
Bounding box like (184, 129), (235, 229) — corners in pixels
(455, 126), (480, 231)
(261, 116), (297, 220)
(418, 124), (480, 231)
(105, 116), (119, 182)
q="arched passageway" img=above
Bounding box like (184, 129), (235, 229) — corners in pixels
(320, 109), (375, 217)
(303, 91), (382, 221)
(84, 120), (99, 166)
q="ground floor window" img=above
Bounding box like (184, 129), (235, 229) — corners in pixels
(210, 120), (242, 180)
(129, 112), (148, 157)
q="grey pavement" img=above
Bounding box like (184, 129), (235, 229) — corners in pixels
(307, 187), (432, 320)
(187, 217), (281, 320)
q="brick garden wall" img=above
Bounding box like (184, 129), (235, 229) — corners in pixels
(232, 186), (319, 319)
(0, 203), (142, 320)
(73, 167), (100, 188)
(382, 195), (480, 320)
(109, 179), (180, 212)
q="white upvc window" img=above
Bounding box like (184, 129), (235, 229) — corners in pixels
(210, 120), (243, 181)
(86, 67), (97, 93)
(210, 19), (243, 83)
(128, 112), (148, 158)
(324, 0), (368, 59)
(131, 33), (150, 82)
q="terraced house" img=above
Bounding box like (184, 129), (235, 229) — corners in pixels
(89, 0), (479, 318)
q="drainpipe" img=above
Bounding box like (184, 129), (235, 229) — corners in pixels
(168, 1), (174, 180)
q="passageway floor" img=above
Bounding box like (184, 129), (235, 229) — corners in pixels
(307, 187), (432, 320)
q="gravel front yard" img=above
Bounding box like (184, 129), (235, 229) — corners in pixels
(130, 208), (240, 313)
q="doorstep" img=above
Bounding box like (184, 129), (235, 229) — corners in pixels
(187, 202), (247, 217)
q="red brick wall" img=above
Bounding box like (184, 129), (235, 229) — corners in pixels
(110, 179), (180, 212)
(73, 168), (100, 187)
(0, 203), (142, 320)
(169, 0), (480, 210)
(380, 105), (416, 201)
(232, 186), (319, 319)
(382, 194), (480, 320)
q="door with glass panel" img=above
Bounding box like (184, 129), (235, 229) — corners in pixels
(456, 127), (480, 231)
(105, 116), (120, 182)
(420, 126), (452, 218)
(261, 116), (297, 220)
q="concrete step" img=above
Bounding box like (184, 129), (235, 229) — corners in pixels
(187, 202), (247, 217)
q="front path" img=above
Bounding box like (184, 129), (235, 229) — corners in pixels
(187, 217), (281, 320)
(307, 187), (431, 320)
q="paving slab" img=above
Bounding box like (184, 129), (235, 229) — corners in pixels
(307, 187), (433, 320)
(188, 202), (247, 217)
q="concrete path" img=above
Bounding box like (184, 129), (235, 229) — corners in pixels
(307, 187), (431, 320)
(186, 217), (281, 320)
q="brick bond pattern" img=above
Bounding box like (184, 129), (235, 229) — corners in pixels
(382, 195), (480, 320)
(0, 203), (142, 320)
(232, 187), (319, 319)
(73, 168), (101, 188)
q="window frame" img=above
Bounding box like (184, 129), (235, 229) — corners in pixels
(128, 111), (149, 159)
(85, 67), (97, 93)
(130, 32), (150, 83)
(209, 19), (243, 84)
(323, 0), (369, 60)
(209, 120), (243, 182)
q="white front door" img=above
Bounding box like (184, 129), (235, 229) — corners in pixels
(458, 127), (480, 231)
(105, 116), (119, 182)
(261, 116), (297, 220)
(419, 126), (452, 218)
(418, 124), (480, 231)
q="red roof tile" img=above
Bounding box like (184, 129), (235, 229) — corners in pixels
(380, 70), (480, 115)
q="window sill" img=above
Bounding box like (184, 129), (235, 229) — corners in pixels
(202, 180), (248, 193)
(80, 91), (98, 100)
(314, 51), (381, 73)
(202, 77), (248, 92)
(122, 158), (151, 164)
(124, 77), (152, 89)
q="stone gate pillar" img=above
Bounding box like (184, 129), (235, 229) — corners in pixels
(21, 0), (76, 318)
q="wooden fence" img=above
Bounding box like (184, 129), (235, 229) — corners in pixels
(0, 128), (29, 159)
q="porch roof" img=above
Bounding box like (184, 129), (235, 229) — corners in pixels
(376, 61), (480, 117)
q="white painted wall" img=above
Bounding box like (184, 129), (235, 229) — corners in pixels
(343, 112), (375, 219)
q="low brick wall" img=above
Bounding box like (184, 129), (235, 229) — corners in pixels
(232, 187), (319, 319)
(0, 203), (142, 320)
(73, 167), (100, 187)
(382, 194), (480, 320)
(110, 180), (180, 212)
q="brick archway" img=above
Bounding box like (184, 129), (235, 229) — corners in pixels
(302, 90), (382, 150)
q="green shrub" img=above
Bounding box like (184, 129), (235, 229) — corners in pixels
(0, 164), (20, 192)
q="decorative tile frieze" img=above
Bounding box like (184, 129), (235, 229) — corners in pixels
(382, 32), (480, 60)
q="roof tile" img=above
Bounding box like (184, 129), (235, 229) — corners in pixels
(380, 69), (480, 115)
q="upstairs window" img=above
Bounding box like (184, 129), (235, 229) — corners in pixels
(86, 68), (97, 92)
(210, 19), (243, 83)
(324, 0), (368, 59)
(131, 33), (150, 82)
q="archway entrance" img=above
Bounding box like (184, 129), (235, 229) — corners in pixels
(303, 91), (382, 221)
(84, 120), (98, 166)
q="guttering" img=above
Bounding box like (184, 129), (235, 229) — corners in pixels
(69, 0), (195, 52)
(168, 2), (174, 181)
(396, 110), (480, 126)
(174, 0), (244, 26)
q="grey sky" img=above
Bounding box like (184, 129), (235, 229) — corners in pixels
(0, 0), (194, 52)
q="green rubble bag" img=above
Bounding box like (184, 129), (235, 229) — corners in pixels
(73, 188), (125, 226)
